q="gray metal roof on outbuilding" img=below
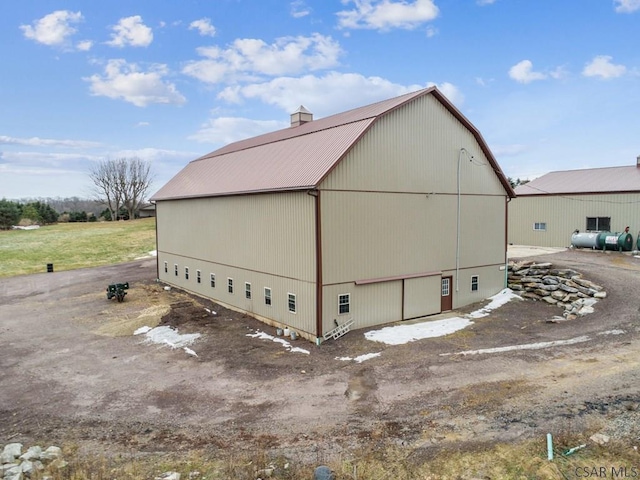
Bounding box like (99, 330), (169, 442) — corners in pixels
(152, 87), (514, 201)
(515, 165), (640, 196)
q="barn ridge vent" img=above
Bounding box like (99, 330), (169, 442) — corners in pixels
(290, 105), (313, 127)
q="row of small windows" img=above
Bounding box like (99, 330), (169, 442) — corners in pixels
(533, 217), (613, 233)
(164, 261), (352, 315)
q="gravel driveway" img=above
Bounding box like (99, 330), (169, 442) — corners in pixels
(1, 250), (639, 462)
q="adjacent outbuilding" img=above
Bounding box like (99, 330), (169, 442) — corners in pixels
(508, 157), (640, 248)
(151, 87), (515, 343)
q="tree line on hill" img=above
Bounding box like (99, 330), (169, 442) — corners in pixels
(0, 157), (155, 230)
(0, 197), (152, 230)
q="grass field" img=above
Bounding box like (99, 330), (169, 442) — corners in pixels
(0, 218), (156, 278)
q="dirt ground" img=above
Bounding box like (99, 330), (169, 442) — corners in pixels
(1, 249), (640, 464)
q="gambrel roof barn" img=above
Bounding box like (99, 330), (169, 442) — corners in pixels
(152, 87), (515, 343)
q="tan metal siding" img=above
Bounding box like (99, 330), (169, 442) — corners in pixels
(157, 254), (316, 336)
(320, 94), (505, 196)
(322, 281), (402, 332)
(321, 191), (506, 285)
(156, 192), (315, 281)
(403, 276), (441, 319)
(450, 265), (506, 310)
(508, 193), (640, 247)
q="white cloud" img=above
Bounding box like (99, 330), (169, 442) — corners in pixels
(135, 122), (150, 127)
(217, 72), (460, 117)
(291, 1), (311, 18)
(0, 135), (101, 148)
(111, 147), (195, 163)
(84, 59), (186, 107)
(614, 0), (640, 13)
(182, 33), (342, 84)
(337, 0), (439, 31)
(428, 81), (463, 105)
(189, 18), (216, 37)
(582, 55), (627, 79)
(508, 60), (547, 83)
(106, 16), (153, 48)
(188, 117), (287, 144)
(76, 40), (93, 51)
(20, 10), (83, 47)
(477, 0), (496, 5)
(425, 25), (438, 37)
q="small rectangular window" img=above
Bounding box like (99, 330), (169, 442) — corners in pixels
(228, 278), (234, 294)
(210, 273), (215, 288)
(586, 217), (610, 231)
(245, 282), (251, 299)
(174, 264), (178, 276)
(196, 270), (201, 284)
(164, 261), (168, 273)
(533, 222), (546, 231)
(288, 293), (296, 314)
(264, 287), (272, 306)
(338, 293), (350, 314)
(185, 267), (189, 280)
(471, 275), (479, 292)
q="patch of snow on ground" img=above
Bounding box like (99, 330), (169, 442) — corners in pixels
(440, 335), (591, 356)
(365, 317), (473, 345)
(468, 288), (522, 319)
(135, 250), (157, 260)
(134, 326), (152, 335)
(336, 353), (382, 363)
(599, 330), (625, 336)
(246, 330), (310, 354)
(440, 329), (626, 356)
(364, 288), (522, 346)
(141, 325), (201, 348)
(12, 225), (40, 230)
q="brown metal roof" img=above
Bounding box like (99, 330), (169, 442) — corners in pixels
(152, 87), (515, 200)
(515, 165), (640, 196)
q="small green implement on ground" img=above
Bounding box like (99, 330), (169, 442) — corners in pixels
(106, 282), (129, 302)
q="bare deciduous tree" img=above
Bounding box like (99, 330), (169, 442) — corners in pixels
(89, 158), (154, 220)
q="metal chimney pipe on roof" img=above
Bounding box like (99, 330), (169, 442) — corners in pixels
(637, 155), (640, 167)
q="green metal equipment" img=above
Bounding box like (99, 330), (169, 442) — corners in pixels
(106, 282), (129, 302)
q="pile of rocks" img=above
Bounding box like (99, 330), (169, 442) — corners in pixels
(508, 261), (607, 320)
(1, 443), (64, 480)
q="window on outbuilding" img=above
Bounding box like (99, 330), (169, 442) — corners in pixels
(196, 270), (201, 284)
(338, 294), (350, 314)
(288, 293), (296, 314)
(174, 264), (178, 276)
(228, 278), (234, 294)
(185, 267), (189, 280)
(210, 273), (215, 288)
(264, 287), (272, 306)
(471, 275), (479, 292)
(533, 222), (546, 231)
(245, 282), (251, 299)
(586, 217), (610, 232)
(164, 261), (168, 273)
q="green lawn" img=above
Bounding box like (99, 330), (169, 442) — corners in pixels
(0, 218), (156, 278)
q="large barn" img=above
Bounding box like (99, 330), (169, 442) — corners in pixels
(508, 157), (640, 248)
(151, 87), (515, 343)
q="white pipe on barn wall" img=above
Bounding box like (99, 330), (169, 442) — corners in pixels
(456, 147), (473, 292)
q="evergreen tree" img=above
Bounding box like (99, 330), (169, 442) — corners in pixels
(0, 199), (21, 230)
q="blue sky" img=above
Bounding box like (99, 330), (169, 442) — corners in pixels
(1, 0), (639, 199)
